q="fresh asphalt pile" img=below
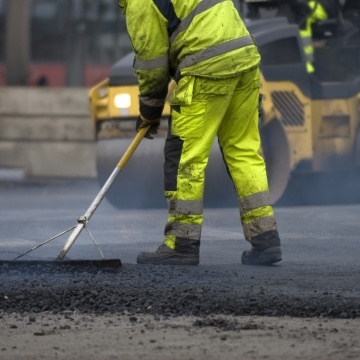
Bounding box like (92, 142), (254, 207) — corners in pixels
(1, 262), (359, 319)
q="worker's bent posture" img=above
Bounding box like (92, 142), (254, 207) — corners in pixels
(119, 0), (282, 265)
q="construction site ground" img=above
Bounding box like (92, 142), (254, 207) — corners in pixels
(1, 178), (360, 359)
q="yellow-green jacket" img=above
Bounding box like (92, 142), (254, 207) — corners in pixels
(120, 0), (261, 120)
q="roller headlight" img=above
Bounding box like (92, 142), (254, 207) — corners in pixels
(114, 94), (131, 109)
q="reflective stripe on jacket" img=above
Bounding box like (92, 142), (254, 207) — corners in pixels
(121, 0), (261, 119)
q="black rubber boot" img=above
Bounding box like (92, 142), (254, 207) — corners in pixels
(137, 244), (199, 265)
(241, 246), (282, 265)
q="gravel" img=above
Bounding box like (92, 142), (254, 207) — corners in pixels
(1, 263), (359, 319)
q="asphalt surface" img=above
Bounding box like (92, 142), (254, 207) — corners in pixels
(1, 178), (360, 318)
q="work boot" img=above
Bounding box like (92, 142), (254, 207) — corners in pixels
(136, 244), (199, 265)
(241, 246), (282, 265)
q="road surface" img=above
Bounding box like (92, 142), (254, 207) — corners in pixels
(0, 178), (359, 360)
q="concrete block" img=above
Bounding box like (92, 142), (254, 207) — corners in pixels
(0, 87), (97, 178)
(0, 115), (94, 141)
(0, 87), (90, 115)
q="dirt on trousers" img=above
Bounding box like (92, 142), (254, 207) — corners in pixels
(1, 263), (360, 359)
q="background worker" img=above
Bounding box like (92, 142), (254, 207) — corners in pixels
(291, 0), (339, 73)
(119, 0), (282, 266)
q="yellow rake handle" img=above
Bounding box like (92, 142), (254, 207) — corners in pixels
(117, 126), (149, 170)
(57, 125), (149, 260)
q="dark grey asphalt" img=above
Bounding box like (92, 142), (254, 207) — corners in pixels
(1, 178), (360, 318)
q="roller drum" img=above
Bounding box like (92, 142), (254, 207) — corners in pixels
(96, 137), (238, 209)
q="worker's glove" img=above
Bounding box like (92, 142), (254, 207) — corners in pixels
(136, 115), (160, 140)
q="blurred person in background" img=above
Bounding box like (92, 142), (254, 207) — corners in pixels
(291, 0), (340, 73)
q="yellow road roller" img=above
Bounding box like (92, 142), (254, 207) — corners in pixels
(90, 1), (360, 208)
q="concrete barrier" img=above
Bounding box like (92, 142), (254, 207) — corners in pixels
(0, 87), (96, 178)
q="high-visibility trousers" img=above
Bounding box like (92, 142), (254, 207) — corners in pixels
(163, 67), (280, 254)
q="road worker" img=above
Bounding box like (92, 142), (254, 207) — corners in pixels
(119, 0), (282, 265)
(291, 0), (339, 73)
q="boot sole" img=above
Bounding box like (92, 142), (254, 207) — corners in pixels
(241, 246), (282, 266)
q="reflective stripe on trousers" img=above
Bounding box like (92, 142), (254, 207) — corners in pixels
(162, 68), (279, 250)
(240, 192), (276, 240)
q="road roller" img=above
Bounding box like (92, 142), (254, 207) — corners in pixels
(90, 0), (360, 208)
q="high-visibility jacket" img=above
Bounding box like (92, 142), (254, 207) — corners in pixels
(119, 0), (261, 120)
(299, 0), (328, 72)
